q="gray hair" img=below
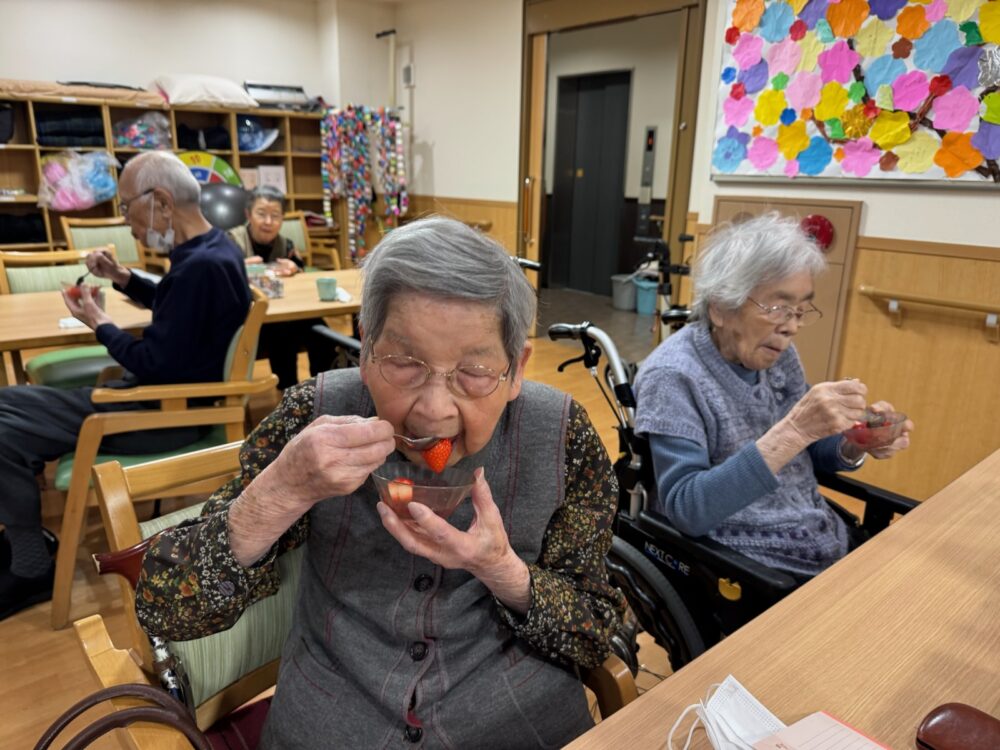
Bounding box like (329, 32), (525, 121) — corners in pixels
(246, 185), (286, 211)
(691, 212), (826, 322)
(123, 151), (201, 205)
(359, 216), (536, 375)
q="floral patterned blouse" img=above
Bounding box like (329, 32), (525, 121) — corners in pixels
(135, 379), (626, 669)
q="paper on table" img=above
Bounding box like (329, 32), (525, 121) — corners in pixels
(58, 317), (87, 329)
(334, 287), (352, 303)
(753, 711), (891, 750)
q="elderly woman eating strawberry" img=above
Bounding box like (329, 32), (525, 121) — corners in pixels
(135, 216), (626, 749)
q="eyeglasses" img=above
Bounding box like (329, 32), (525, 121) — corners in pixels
(371, 352), (511, 399)
(747, 297), (823, 327)
(118, 188), (154, 216)
(250, 208), (283, 223)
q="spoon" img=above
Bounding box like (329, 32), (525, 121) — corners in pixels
(394, 434), (446, 451)
(75, 270), (91, 286)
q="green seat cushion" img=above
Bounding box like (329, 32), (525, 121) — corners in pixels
(25, 346), (117, 390)
(138, 503), (304, 707)
(67, 224), (142, 265)
(54, 425), (228, 492)
(6, 265), (113, 294)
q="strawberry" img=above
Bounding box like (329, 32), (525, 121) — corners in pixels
(387, 477), (414, 503)
(422, 439), (452, 474)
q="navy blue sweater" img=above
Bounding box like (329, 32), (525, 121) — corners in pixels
(95, 228), (250, 385)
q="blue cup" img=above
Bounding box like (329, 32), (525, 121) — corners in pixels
(316, 277), (338, 301)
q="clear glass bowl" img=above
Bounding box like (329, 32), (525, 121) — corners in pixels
(843, 410), (907, 449)
(60, 281), (105, 310)
(371, 462), (475, 520)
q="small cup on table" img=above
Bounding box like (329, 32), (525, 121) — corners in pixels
(316, 277), (339, 301)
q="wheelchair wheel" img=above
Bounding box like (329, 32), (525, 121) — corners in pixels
(607, 536), (705, 671)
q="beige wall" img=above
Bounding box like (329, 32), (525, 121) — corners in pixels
(689, 0), (997, 247)
(544, 14), (683, 200)
(394, 0), (522, 201)
(0, 0), (326, 97)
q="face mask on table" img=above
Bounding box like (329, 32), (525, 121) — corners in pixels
(667, 674), (786, 750)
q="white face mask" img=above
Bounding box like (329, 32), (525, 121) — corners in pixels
(667, 675), (786, 750)
(146, 196), (175, 254)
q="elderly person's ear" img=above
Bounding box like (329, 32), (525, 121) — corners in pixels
(506, 342), (534, 400)
(708, 303), (727, 329)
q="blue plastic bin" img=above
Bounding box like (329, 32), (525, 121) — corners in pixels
(633, 277), (659, 315)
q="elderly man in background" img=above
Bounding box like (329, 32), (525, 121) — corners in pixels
(0, 150), (250, 620)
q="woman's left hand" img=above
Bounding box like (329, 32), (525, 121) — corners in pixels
(376, 468), (531, 612)
(866, 400), (914, 459)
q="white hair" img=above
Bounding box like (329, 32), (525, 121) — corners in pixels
(691, 212), (827, 322)
(123, 151), (201, 205)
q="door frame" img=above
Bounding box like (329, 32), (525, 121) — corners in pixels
(517, 0), (707, 308)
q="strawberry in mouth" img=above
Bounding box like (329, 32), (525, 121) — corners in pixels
(421, 438), (453, 474)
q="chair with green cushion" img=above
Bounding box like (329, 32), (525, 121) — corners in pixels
(0, 247), (120, 389)
(49, 287), (278, 629)
(282, 211), (340, 271)
(72, 442), (637, 748)
(61, 215), (167, 273)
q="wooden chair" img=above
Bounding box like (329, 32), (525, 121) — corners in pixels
(0, 246), (121, 389)
(74, 443), (637, 747)
(50, 287), (278, 628)
(282, 210), (340, 270)
(61, 215), (167, 273)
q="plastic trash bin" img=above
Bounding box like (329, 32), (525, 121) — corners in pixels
(634, 277), (659, 315)
(611, 274), (636, 311)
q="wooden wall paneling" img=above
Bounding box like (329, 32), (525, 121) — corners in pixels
(406, 194), (518, 252)
(837, 243), (1000, 500)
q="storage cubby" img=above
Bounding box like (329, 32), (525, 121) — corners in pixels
(0, 100), (34, 146)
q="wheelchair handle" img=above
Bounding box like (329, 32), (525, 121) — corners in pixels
(513, 256), (541, 272)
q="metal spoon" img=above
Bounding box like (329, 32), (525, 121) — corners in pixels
(75, 270), (91, 286)
(394, 434), (446, 451)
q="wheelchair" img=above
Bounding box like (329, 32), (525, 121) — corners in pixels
(547, 317), (918, 673)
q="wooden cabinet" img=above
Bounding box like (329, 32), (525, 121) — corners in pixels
(0, 94), (344, 264)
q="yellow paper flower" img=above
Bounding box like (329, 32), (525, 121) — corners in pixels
(755, 90), (788, 126)
(894, 130), (939, 173)
(841, 104), (873, 139)
(854, 18), (895, 57)
(814, 83), (849, 121)
(777, 120), (810, 160)
(869, 110), (912, 150)
(797, 32), (823, 72)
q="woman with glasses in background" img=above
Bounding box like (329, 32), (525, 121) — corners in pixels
(634, 213), (912, 579)
(228, 185), (332, 390)
(134, 217), (625, 748)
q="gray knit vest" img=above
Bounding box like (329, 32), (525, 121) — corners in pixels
(261, 369), (594, 749)
(634, 324), (847, 576)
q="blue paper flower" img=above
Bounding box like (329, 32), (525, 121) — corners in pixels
(721, 67), (737, 84)
(759, 2), (795, 43)
(798, 137), (833, 175)
(713, 135), (748, 173)
(780, 108), (798, 126)
(864, 55), (907, 98)
(914, 20), (960, 74)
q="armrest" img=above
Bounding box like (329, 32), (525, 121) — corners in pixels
(582, 654), (638, 718)
(93, 539), (153, 589)
(637, 510), (798, 594)
(311, 325), (361, 354)
(91, 375), (278, 403)
(815, 470), (918, 515)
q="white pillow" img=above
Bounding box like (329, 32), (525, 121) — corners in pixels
(150, 74), (258, 108)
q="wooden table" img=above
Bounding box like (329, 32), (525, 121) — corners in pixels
(0, 269), (361, 386)
(569, 449), (1000, 750)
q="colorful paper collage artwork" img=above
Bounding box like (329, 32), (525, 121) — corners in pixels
(712, 0), (1000, 183)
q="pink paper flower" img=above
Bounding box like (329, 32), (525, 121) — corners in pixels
(932, 86), (980, 131)
(785, 72), (823, 111)
(892, 70), (929, 112)
(724, 95), (756, 127)
(818, 41), (861, 84)
(841, 137), (881, 177)
(748, 137), (779, 170)
(733, 33), (765, 71)
(784, 159), (800, 177)
(767, 38), (803, 76)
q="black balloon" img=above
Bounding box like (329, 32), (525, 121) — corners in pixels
(200, 183), (247, 230)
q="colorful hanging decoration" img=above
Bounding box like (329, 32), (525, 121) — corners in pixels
(321, 105), (408, 260)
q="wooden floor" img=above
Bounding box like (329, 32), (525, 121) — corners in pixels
(0, 310), (669, 749)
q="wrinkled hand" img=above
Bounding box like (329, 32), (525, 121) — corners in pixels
(86, 246), (131, 287)
(783, 379), (868, 444)
(263, 415), (396, 512)
(377, 469), (521, 581)
(272, 258), (300, 277)
(245, 255), (265, 265)
(865, 400), (914, 459)
(61, 286), (111, 330)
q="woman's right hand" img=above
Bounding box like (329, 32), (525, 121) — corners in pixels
(261, 415), (397, 512)
(782, 379), (868, 444)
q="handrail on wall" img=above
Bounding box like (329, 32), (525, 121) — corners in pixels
(858, 284), (999, 343)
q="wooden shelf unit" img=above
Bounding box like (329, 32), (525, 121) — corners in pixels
(0, 94), (346, 265)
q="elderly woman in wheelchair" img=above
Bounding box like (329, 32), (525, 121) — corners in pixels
(633, 213), (913, 580)
(130, 217), (626, 749)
